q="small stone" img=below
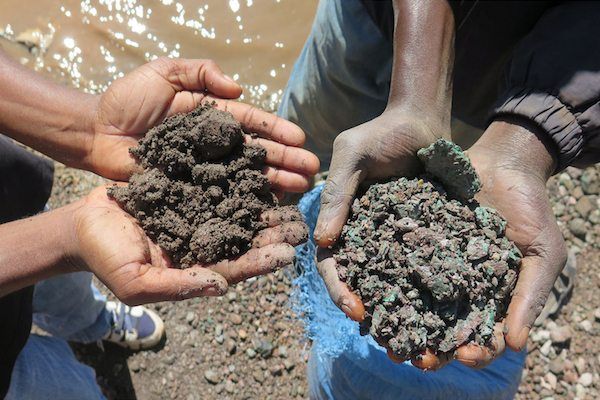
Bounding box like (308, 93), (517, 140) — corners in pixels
(246, 348), (257, 359)
(544, 372), (557, 390)
(578, 372), (593, 387)
(594, 307), (600, 321)
(270, 364), (283, 376)
(129, 359), (141, 372)
(185, 312), (195, 324)
(204, 370), (221, 385)
(575, 196), (594, 219)
(162, 354), (176, 366)
(252, 370), (264, 383)
(548, 358), (565, 375)
(225, 339), (237, 354)
(256, 339), (274, 358)
(575, 357), (586, 375)
(581, 169), (599, 194)
(540, 340), (552, 356)
(568, 218), (587, 239)
(230, 314), (243, 325)
(215, 335), (224, 344)
(284, 359), (295, 371)
(278, 345), (289, 358)
(564, 371), (579, 384)
(550, 326), (573, 346)
(225, 380), (235, 394)
(573, 186), (584, 199)
(579, 319), (593, 333)
(215, 324), (223, 336)
(227, 291), (237, 302)
(238, 329), (248, 340)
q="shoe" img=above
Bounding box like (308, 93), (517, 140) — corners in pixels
(103, 301), (165, 351)
(534, 249), (577, 326)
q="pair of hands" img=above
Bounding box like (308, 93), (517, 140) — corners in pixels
(316, 112), (566, 370)
(65, 58), (319, 305)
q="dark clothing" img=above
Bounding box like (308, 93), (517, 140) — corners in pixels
(0, 135), (53, 397)
(361, 0), (600, 170)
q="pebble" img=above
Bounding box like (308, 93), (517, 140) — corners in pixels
(225, 380), (235, 394)
(230, 314), (243, 325)
(594, 308), (600, 321)
(550, 326), (573, 345)
(540, 340), (553, 356)
(252, 370), (264, 383)
(238, 329), (248, 340)
(579, 372), (593, 387)
(204, 370), (221, 385)
(225, 339), (237, 355)
(579, 319), (593, 332)
(548, 358), (564, 375)
(568, 218), (587, 239)
(185, 312), (195, 324)
(246, 348), (257, 359)
(256, 339), (274, 358)
(544, 372), (557, 390)
(581, 169), (600, 194)
(575, 196), (595, 219)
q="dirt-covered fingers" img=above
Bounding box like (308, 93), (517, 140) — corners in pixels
(455, 323), (506, 368)
(260, 206), (304, 227)
(252, 221), (308, 248)
(245, 135), (320, 176)
(207, 243), (295, 284)
(262, 166), (311, 193)
(113, 264), (228, 305)
(504, 237), (567, 351)
(411, 349), (453, 371)
(316, 248), (365, 322)
(202, 96), (305, 146)
(314, 134), (365, 247)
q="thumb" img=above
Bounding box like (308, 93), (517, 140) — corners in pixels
(314, 136), (365, 247)
(151, 58), (242, 99)
(113, 264), (228, 305)
(504, 238), (567, 351)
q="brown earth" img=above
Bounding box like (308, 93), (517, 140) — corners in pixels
(109, 104), (305, 267)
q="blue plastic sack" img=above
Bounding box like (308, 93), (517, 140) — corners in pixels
(293, 184), (526, 400)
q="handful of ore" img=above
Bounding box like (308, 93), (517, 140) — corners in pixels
(333, 139), (522, 360)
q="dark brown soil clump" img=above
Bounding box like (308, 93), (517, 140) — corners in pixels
(108, 104), (301, 267)
(333, 140), (521, 360)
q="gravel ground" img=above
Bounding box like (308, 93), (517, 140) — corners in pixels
(48, 161), (600, 399)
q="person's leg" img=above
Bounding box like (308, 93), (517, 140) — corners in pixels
(33, 272), (165, 350)
(6, 334), (105, 400)
(278, 0), (393, 169)
(33, 271), (111, 343)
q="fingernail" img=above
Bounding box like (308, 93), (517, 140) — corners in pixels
(204, 283), (227, 296)
(516, 327), (530, 350)
(340, 301), (352, 317)
(224, 74), (237, 84)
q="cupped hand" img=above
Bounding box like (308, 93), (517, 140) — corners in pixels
(87, 57), (319, 192)
(314, 112), (460, 369)
(457, 119), (567, 368)
(72, 186), (308, 305)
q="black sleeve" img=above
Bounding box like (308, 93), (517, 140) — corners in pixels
(491, 1), (600, 170)
(0, 134), (53, 397)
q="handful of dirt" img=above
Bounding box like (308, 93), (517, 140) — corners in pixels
(333, 139), (521, 360)
(109, 104), (305, 267)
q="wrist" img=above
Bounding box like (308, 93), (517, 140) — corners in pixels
(469, 117), (558, 182)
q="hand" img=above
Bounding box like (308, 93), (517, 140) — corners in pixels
(71, 186), (308, 305)
(458, 118), (567, 368)
(88, 57), (319, 192)
(314, 111), (462, 368)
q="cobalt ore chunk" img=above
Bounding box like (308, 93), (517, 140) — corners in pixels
(334, 139), (521, 360)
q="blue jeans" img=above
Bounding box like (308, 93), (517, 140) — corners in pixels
(280, 0), (525, 398)
(7, 272), (110, 400)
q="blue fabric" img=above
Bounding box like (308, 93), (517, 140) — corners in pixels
(293, 185), (526, 400)
(6, 335), (105, 400)
(33, 271), (111, 343)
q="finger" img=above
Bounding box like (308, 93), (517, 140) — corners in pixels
(207, 243), (295, 284)
(314, 134), (365, 247)
(504, 240), (567, 351)
(149, 58), (242, 98)
(245, 135), (320, 176)
(260, 206), (304, 227)
(202, 96), (305, 146)
(115, 264), (228, 305)
(263, 166), (311, 193)
(252, 221), (308, 247)
(411, 349), (452, 371)
(317, 248), (365, 322)
(455, 323), (505, 369)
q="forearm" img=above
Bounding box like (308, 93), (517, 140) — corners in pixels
(0, 50), (97, 167)
(387, 0), (455, 132)
(0, 203), (80, 297)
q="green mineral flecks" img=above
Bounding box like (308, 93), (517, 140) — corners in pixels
(417, 139), (481, 201)
(333, 155), (521, 360)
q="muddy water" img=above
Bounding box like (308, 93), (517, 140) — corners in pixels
(0, 0), (317, 111)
